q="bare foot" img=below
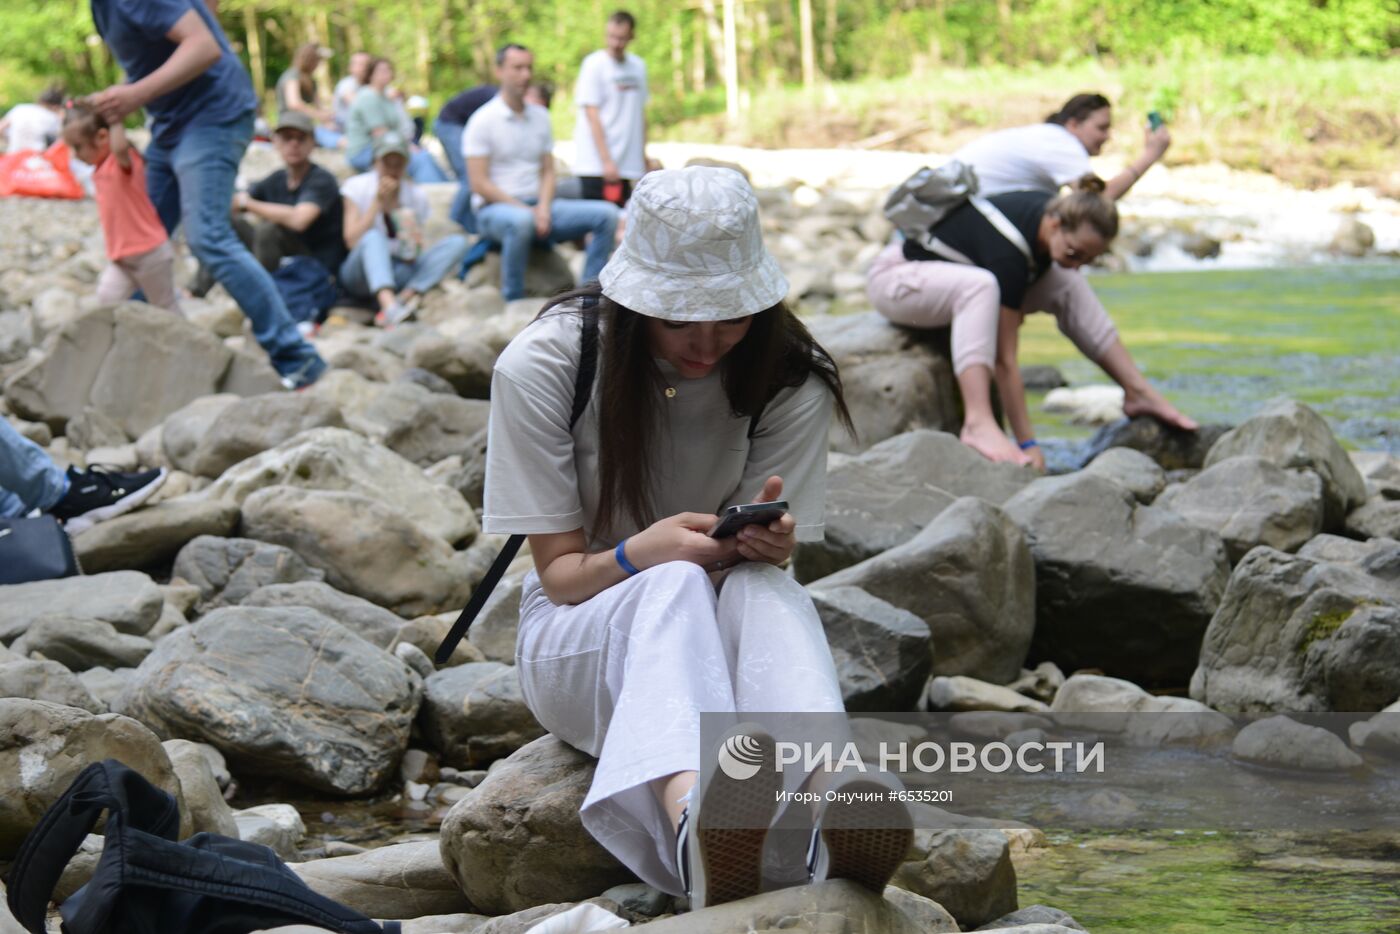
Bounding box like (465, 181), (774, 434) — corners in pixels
(1124, 389), (1199, 431)
(961, 422), (1032, 466)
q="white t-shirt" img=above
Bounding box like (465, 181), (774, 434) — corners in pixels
(954, 123), (1092, 196)
(340, 170), (429, 249)
(3, 104), (60, 153)
(462, 95), (553, 209)
(332, 76), (360, 129)
(571, 50), (649, 180)
(483, 308), (833, 551)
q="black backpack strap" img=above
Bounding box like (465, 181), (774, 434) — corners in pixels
(435, 294), (602, 665)
(7, 759), (181, 934)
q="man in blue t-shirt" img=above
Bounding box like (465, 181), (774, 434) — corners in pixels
(89, 0), (325, 388)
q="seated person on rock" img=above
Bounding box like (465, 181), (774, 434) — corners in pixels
(464, 43), (618, 301)
(868, 175), (1194, 468)
(339, 132), (469, 327)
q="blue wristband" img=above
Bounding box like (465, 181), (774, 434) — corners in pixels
(1019, 439), (1039, 450)
(615, 538), (641, 576)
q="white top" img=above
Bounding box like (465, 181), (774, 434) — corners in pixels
(332, 76), (360, 129)
(340, 170), (429, 248)
(483, 308), (833, 551)
(3, 104), (60, 153)
(571, 50), (649, 180)
(463, 95), (554, 210)
(954, 123), (1091, 196)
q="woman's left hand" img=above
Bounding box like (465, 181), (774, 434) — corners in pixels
(737, 475), (797, 566)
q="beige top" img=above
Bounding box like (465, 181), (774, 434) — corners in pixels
(483, 307), (833, 551)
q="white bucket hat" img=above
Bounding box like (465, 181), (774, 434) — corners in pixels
(598, 166), (788, 322)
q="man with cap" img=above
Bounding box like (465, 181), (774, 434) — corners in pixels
(339, 132), (470, 327)
(230, 111), (346, 278)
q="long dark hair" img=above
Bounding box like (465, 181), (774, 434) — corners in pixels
(537, 284), (854, 539)
(1046, 92), (1110, 126)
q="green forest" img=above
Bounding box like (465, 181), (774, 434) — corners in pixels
(2, 0), (1397, 186)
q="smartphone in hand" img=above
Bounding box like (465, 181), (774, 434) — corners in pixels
(1148, 111), (1165, 131)
(708, 501), (789, 538)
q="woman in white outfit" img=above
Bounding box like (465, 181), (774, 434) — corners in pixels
(482, 166), (909, 909)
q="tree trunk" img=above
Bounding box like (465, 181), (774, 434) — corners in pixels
(243, 5), (265, 105)
(700, 0), (726, 87)
(671, 18), (685, 97)
(776, 0), (799, 83)
(798, 0), (817, 88)
(822, 0), (837, 75)
(691, 11), (707, 93)
(722, 0), (740, 123)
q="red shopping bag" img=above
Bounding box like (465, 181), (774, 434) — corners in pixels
(0, 140), (84, 199)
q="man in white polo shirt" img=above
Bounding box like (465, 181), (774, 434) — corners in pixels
(465, 43), (619, 301)
(573, 10), (649, 206)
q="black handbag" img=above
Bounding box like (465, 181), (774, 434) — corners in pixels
(0, 515), (79, 586)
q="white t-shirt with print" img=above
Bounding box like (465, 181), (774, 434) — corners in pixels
(483, 308), (833, 552)
(462, 95), (553, 210)
(3, 104), (60, 153)
(954, 123), (1092, 196)
(571, 50), (649, 180)
(340, 170), (429, 251)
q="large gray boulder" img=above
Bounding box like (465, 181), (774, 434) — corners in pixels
(1233, 715), (1363, 771)
(1004, 473), (1230, 688)
(794, 430), (1033, 582)
(1347, 496), (1400, 541)
(0, 698), (186, 857)
(810, 586), (932, 711)
(1082, 447), (1166, 503)
(190, 392), (346, 478)
(439, 735), (632, 914)
(291, 840), (474, 919)
(118, 606), (422, 794)
(644, 881), (929, 933)
(405, 332), (496, 399)
(172, 536), (324, 613)
(3, 303), (277, 435)
(351, 382), (490, 466)
(239, 581), (405, 649)
(1190, 537), (1400, 712)
(11, 617), (154, 671)
(893, 828), (1017, 930)
(468, 572), (526, 663)
(1204, 398), (1366, 529)
(163, 738), (238, 837)
(0, 571), (163, 643)
(420, 663), (547, 769)
(1079, 417), (1230, 471)
(240, 486), (478, 617)
(806, 313), (961, 454)
(1156, 455), (1324, 562)
(198, 427), (477, 545)
(812, 498), (1035, 684)
(0, 658), (104, 712)
(72, 498), (241, 573)
(160, 394), (241, 473)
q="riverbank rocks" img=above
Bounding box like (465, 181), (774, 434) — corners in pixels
(117, 606), (421, 794)
(795, 430), (1033, 582)
(1233, 715), (1362, 771)
(1191, 536), (1400, 712)
(73, 498), (242, 573)
(1082, 447), (1166, 503)
(1004, 473), (1229, 688)
(1156, 456), (1324, 562)
(172, 535), (324, 612)
(2, 303), (278, 435)
(239, 581), (404, 649)
(1347, 495), (1400, 541)
(810, 586), (931, 711)
(0, 658), (104, 712)
(163, 738), (238, 837)
(812, 497), (1034, 683)
(893, 828), (1017, 930)
(1079, 417), (1230, 471)
(199, 427), (478, 545)
(0, 698), (187, 857)
(439, 735), (632, 915)
(420, 662), (547, 769)
(1204, 398), (1366, 530)
(292, 840), (474, 919)
(1051, 674), (1234, 747)
(0, 571), (163, 643)
(405, 332), (496, 399)
(1349, 702), (1400, 755)
(353, 380), (490, 466)
(240, 486), (477, 617)
(189, 392), (346, 478)
(978, 905), (1087, 931)
(11, 617), (154, 671)
(159, 394), (241, 472)
(645, 881), (929, 933)
(806, 313), (961, 453)
(926, 676), (1050, 714)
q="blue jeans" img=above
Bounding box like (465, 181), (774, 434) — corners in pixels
(314, 125), (343, 149)
(0, 418), (68, 519)
(339, 229), (471, 299)
(145, 112), (324, 380)
(433, 119), (467, 180)
(348, 144), (450, 184)
(476, 199), (619, 301)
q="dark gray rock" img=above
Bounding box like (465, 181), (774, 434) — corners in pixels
(405, 333), (495, 399)
(978, 904), (1087, 931)
(171, 535), (324, 613)
(893, 828), (1017, 930)
(1019, 366), (1068, 391)
(1082, 447), (1166, 503)
(419, 662), (547, 769)
(1079, 417), (1230, 471)
(810, 586), (931, 711)
(1157, 455), (1324, 562)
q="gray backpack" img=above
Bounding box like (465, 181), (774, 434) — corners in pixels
(883, 160), (1034, 272)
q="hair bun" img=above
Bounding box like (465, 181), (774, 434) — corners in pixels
(1072, 174), (1107, 194)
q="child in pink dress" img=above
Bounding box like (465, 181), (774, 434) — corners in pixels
(62, 101), (180, 313)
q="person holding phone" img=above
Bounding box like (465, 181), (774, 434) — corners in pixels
(483, 167), (909, 909)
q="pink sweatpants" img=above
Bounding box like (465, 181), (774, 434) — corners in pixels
(866, 244), (1118, 374)
(96, 240), (181, 314)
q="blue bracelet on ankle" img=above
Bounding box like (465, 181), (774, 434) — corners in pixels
(1019, 439), (1039, 450)
(615, 538), (641, 576)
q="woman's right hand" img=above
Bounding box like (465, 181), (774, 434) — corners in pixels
(626, 513), (741, 572)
